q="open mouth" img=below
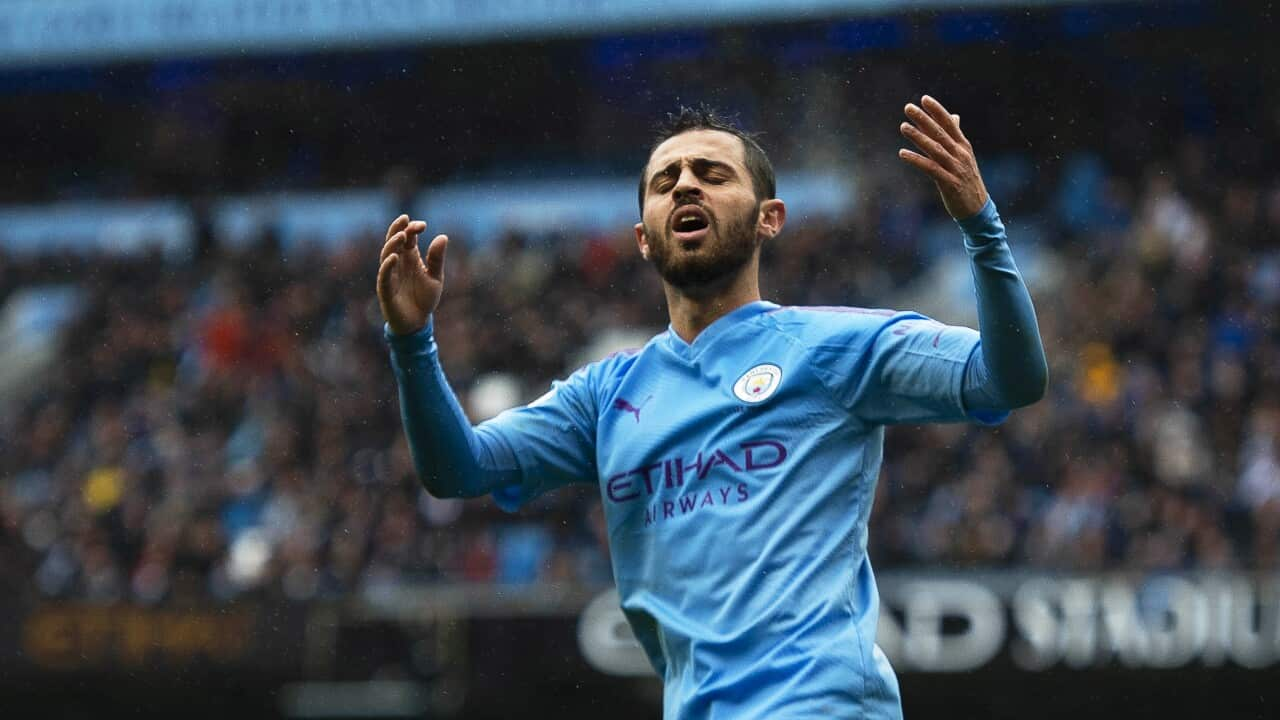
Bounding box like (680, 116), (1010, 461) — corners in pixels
(671, 206), (711, 243)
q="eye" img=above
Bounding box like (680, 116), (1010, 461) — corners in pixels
(699, 167), (730, 184)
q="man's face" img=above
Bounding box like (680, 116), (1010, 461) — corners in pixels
(638, 130), (764, 292)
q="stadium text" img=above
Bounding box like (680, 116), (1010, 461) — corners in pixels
(22, 605), (256, 669)
(580, 574), (1280, 675)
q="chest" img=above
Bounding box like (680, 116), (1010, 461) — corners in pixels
(595, 340), (835, 507)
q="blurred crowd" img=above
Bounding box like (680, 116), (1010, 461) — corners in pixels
(1, 3), (1278, 604)
(873, 158), (1280, 570)
(0, 134), (1277, 605)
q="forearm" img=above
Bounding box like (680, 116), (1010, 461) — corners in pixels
(957, 199), (1049, 410)
(386, 320), (522, 498)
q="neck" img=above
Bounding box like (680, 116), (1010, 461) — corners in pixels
(663, 255), (762, 343)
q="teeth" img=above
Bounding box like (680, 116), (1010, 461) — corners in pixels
(677, 214), (703, 230)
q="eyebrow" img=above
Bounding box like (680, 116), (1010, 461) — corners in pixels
(647, 158), (736, 191)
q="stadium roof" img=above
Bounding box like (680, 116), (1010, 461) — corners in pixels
(0, 0), (1124, 68)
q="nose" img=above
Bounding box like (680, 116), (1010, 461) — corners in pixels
(672, 165), (703, 203)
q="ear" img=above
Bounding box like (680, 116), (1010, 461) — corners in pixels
(757, 199), (786, 239)
(634, 222), (650, 260)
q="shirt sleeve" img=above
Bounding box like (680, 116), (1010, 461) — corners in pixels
(955, 198), (1048, 415)
(827, 313), (984, 426)
(475, 365), (601, 511)
(804, 197), (1045, 427)
(386, 321), (599, 512)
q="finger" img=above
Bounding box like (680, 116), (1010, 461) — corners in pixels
(377, 253), (398, 299)
(399, 228), (423, 266)
(951, 113), (970, 145)
(900, 122), (962, 174)
(385, 214), (409, 244)
(404, 221), (428, 263)
(898, 148), (960, 187)
(921, 95), (965, 146)
(382, 231), (419, 264)
(424, 234), (448, 280)
(380, 232), (405, 264)
(905, 102), (960, 153)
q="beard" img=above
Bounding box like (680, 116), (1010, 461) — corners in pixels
(644, 201), (761, 293)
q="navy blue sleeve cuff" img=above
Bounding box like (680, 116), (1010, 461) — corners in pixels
(384, 318), (434, 353)
(954, 197), (1002, 242)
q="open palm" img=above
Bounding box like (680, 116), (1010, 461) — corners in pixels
(377, 214), (448, 336)
(897, 95), (990, 220)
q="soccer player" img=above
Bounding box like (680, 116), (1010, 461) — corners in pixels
(377, 96), (1047, 719)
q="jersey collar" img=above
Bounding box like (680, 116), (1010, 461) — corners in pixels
(662, 300), (779, 360)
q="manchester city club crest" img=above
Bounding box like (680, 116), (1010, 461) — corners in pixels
(733, 363), (783, 404)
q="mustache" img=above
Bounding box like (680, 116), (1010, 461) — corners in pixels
(668, 199), (714, 231)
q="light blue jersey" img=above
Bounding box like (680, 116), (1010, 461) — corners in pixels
(482, 302), (986, 718)
(386, 199), (1045, 719)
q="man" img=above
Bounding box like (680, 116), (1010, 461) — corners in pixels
(378, 96), (1047, 719)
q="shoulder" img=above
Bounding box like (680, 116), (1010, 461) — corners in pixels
(759, 305), (925, 349)
(588, 328), (671, 375)
(591, 344), (645, 380)
(552, 330), (665, 397)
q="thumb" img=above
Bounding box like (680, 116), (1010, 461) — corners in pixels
(424, 234), (449, 280)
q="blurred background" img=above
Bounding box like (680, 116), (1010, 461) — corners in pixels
(0, 0), (1277, 718)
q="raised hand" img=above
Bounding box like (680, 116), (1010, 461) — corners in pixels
(898, 95), (990, 220)
(377, 214), (448, 336)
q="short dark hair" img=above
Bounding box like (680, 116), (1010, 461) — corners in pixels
(637, 104), (776, 213)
